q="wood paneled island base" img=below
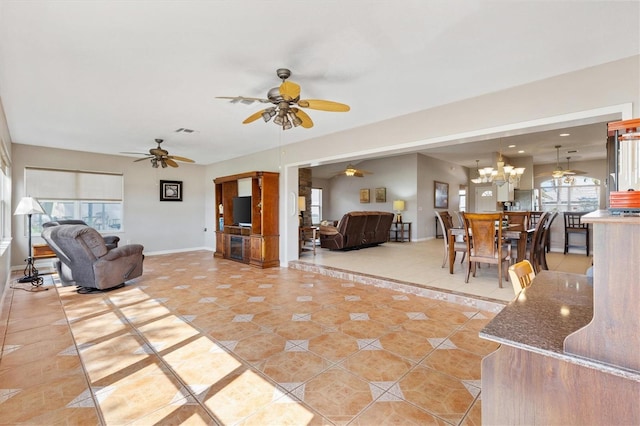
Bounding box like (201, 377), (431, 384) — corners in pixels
(482, 344), (639, 425)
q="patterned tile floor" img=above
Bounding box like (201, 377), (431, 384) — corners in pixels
(0, 240), (591, 425)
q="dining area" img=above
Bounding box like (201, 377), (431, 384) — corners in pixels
(437, 210), (558, 292)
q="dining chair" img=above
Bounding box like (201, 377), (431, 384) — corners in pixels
(529, 211), (544, 229)
(463, 212), (511, 287)
(527, 211), (550, 273)
(539, 212), (558, 269)
(564, 211), (590, 255)
(435, 211), (467, 268)
(508, 259), (536, 296)
(455, 211), (465, 228)
(504, 211), (530, 231)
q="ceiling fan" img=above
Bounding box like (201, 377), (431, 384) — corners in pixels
(122, 139), (195, 168)
(536, 145), (586, 179)
(216, 68), (350, 130)
(332, 163), (373, 178)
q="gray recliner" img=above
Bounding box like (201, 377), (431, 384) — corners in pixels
(41, 224), (144, 292)
(43, 220), (120, 250)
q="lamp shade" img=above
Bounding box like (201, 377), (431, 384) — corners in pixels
(392, 200), (405, 212)
(298, 196), (306, 212)
(14, 197), (45, 216)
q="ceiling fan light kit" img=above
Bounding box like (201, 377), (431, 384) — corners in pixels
(217, 68), (350, 130)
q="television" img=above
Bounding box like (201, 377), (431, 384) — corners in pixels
(232, 196), (252, 226)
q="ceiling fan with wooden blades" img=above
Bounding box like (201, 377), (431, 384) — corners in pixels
(332, 163), (373, 178)
(122, 139), (195, 168)
(535, 145), (587, 179)
(216, 68), (350, 130)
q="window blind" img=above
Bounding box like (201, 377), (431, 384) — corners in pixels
(25, 167), (123, 201)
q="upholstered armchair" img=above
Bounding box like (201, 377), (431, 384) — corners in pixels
(41, 224), (144, 292)
(43, 219), (120, 250)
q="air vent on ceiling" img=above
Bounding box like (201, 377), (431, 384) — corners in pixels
(175, 128), (195, 133)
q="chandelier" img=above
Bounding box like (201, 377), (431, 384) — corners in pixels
(470, 153), (525, 187)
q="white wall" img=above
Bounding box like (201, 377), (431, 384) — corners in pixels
(11, 144), (208, 268)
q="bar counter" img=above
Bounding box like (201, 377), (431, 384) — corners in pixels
(480, 211), (640, 425)
(480, 270), (593, 360)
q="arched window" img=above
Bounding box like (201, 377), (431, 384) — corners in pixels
(539, 176), (601, 212)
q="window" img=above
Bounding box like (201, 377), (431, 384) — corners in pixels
(25, 167), (123, 234)
(311, 188), (322, 224)
(458, 186), (466, 212)
(540, 176), (601, 212)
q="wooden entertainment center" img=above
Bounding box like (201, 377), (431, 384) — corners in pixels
(214, 171), (279, 268)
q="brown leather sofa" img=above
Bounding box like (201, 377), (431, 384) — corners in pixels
(319, 211), (394, 250)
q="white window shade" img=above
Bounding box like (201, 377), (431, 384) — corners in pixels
(25, 168), (123, 201)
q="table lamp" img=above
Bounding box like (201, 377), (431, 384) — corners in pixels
(14, 196), (45, 283)
(393, 199), (405, 223)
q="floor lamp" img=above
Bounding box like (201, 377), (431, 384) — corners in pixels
(14, 196), (45, 284)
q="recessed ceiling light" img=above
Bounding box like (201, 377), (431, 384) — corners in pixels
(518, 150), (525, 154)
(508, 144), (516, 148)
(559, 133), (570, 137)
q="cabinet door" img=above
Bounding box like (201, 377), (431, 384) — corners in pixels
(250, 236), (264, 263)
(496, 183), (514, 202)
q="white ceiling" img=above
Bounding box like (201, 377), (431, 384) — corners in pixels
(0, 1), (638, 168)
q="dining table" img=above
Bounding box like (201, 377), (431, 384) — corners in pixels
(448, 225), (534, 274)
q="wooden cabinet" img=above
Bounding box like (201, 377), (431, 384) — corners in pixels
(214, 171), (279, 268)
(496, 182), (514, 201)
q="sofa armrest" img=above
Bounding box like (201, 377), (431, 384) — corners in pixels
(319, 225), (339, 235)
(102, 244), (144, 261)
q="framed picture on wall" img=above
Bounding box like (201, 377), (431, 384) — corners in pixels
(434, 181), (449, 209)
(375, 187), (386, 203)
(160, 180), (183, 201)
(360, 188), (370, 203)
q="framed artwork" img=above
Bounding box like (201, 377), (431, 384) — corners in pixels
(360, 188), (370, 203)
(434, 181), (449, 209)
(160, 180), (183, 202)
(375, 187), (386, 203)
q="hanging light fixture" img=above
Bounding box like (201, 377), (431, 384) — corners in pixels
(484, 139), (525, 187)
(471, 160), (484, 184)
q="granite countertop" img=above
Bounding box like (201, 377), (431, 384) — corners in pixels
(480, 270), (593, 357)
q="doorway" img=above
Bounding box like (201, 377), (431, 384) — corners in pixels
(475, 185), (497, 212)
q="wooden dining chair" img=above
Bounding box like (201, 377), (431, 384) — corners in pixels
(504, 211), (530, 231)
(435, 211), (467, 268)
(463, 212), (511, 288)
(539, 211), (558, 269)
(527, 211), (550, 273)
(564, 211), (590, 255)
(529, 211), (544, 229)
(508, 260), (536, 296)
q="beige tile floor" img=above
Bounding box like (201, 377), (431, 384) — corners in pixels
(0, 240), (591, 425)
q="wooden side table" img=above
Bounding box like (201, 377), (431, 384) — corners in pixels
(389, 222), (411, 242)
(299, 226), (318, 255)
(32, 243), (57, 259)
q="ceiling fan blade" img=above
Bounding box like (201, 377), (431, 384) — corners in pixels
(165, 158), (179, 168)
(216, 96), (269, 105)
(168, 155), (195, 163)
(243, 109), (267, 124)
(291, 108), (313, 128)
(120, 151), (148, 155)
(279, 81), (300, 100)
(298, 99), (350, 112)
(133, 157), (152, 162)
